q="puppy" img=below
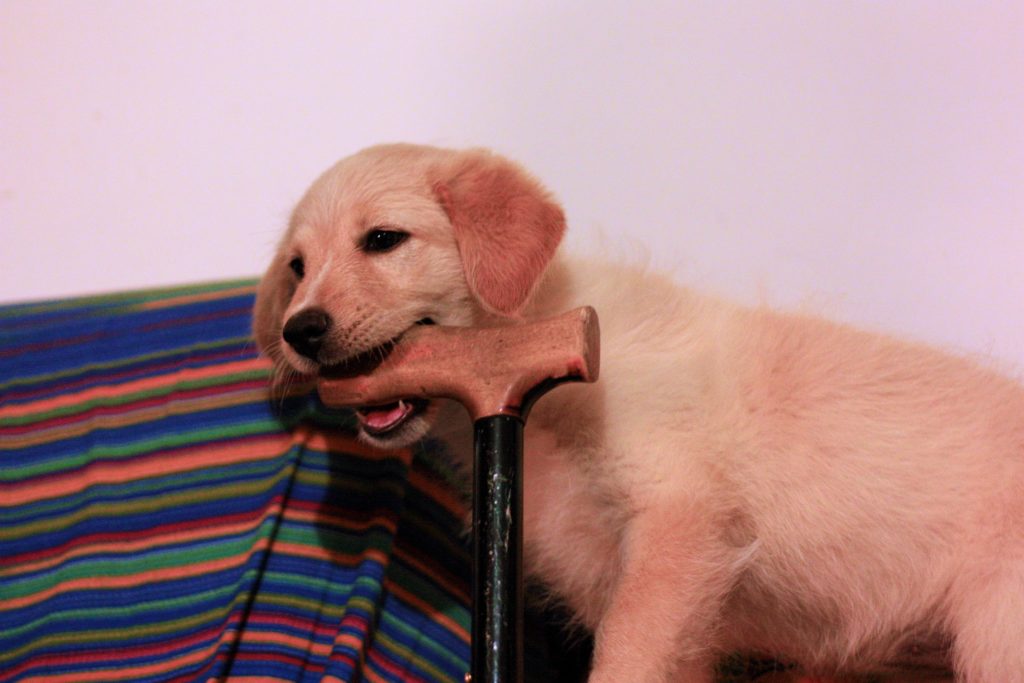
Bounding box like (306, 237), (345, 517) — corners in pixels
(254, 144), (1024, 682)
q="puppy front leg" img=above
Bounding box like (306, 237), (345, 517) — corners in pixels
(588, 503), (746, 683)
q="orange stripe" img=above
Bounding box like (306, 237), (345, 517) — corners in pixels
(283, 504), (401, 537)
(20, 644), (217, 683)
(392, 545), (468, 606)
(0, 358), (270, 419)
(19, 610), (243, 682)
(5, 513), (276, 579)
(0, 386), (268, 450)
(333, 630), (368, 654)
(385, 580), (470, 643)
(271, 540), (391, 569)
(239, 628), (337, 660)
(2, 431), (295, 508)
(362, 663), (390, 683)
(136, 284), (257, 311)
(0, 536), (272, 612)
(302, 429), (412, 463)
(7, 522), (397, 584)
(408, 466), (468, 517)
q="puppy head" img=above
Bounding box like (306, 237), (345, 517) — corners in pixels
(253, 143), (565, 446)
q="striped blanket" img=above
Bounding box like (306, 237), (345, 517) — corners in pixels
(0, 281), (472, 682)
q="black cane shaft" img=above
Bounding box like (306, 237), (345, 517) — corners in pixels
(471, 415), (524, 683)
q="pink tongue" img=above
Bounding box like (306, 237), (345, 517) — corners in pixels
(360, 402), (411, 431)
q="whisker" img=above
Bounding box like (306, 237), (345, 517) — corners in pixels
(256, 337), (313, 410)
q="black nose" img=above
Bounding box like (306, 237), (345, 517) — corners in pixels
(282, 307), (331, 361)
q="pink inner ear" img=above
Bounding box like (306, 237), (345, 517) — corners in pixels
(436, 158), (565, 316)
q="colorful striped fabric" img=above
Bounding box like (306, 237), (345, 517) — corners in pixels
(0, 281), (473, 682)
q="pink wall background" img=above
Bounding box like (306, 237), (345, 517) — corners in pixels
(2, 2), (1022, 365)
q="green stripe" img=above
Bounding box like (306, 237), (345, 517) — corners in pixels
(249, 586), (352, 621)
(380, 607), (469, 668)
(293, 465), (408, 500)
(0, 577), (258, 665)
(374, 613), (469, 679)
(0, 336), (257, 392)
(0, 417), (282, 480)
(1, 455), (293, 543)
(1, 576), (245, 642)
(386, 561), (469, 631)
(1, 368), (270, 427)
(0, 455), (286, 525)
(289, 525), (400, 562)
(0, 279), (257, 319)
(274, 521), (397, 552)
(3, 515), (280, 599)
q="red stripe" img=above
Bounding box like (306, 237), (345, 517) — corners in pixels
(0, 331), (106, 360)
(1, 347), (256, 404)
(366, 644), (431, 683)
(137, 306), (255, 334)
(0, 619), (231, 681)
(0, 379), (267, 435)
(1, 432), (288, 508)
(0, 595), (400, 681)
(0, 506), (273, 569)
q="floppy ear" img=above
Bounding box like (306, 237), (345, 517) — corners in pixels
(434, 150), (566, 316)
(252, 256), (292, 356)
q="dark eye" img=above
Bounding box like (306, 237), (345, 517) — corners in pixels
(362, 229), (409, 253)
(288, 256), (305, 279)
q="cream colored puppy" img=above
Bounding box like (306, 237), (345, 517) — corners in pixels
(254, 144), (1024, 682)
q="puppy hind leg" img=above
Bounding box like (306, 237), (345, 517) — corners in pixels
(587, 502), (751, 683)
(949, 559), (1024, 683)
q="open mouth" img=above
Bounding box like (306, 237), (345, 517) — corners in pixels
(355, 398), (429, 436)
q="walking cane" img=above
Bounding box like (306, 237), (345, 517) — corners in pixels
(317, 306), (600, 683)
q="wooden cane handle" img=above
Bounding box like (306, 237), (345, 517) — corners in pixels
(317, 306), (600, 420)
